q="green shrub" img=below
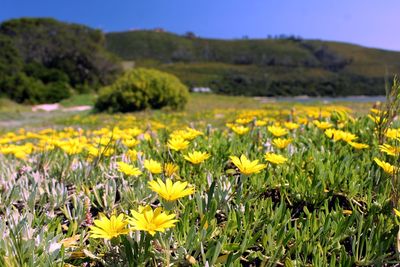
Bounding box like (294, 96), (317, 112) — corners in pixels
(0, 73), (46, 103)
(42, 81), (72, 103)
(95, 68), (189, 112)
(0, 72), (71, 104)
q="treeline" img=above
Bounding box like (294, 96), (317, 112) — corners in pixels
(210, 71), (384, 97)
(106, 30), (400, 96)
(0, 18), (122, 103)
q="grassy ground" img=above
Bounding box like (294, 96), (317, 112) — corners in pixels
(0, 92), (399, 265)
(0, 93), (377, 131)
(59, 93), (97, 107)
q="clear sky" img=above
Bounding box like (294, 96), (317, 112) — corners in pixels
(1, 0), (399, 51)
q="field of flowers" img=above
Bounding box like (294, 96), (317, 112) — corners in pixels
(0, 94), (399, 266)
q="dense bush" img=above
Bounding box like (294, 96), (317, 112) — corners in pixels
(95, 68), (189, 112)
(0, 72), (46, 103)
(0, 72), (72, 104)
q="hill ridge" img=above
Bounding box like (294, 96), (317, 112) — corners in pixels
(105, 30), (400, 96)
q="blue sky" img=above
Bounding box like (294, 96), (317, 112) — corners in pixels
(1, 0), (399, 51)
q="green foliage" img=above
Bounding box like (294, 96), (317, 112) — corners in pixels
(95, 68), (189, 112)
(0, 72), (46, 103)
(0, 35), (23, 80)
(106, 30), (400, 96)
(42, 81), (72, 103)
(0, 18), (123, 103)
(0, 18), (122, 88)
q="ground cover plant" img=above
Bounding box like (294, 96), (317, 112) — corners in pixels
(0, 87), (399, 266)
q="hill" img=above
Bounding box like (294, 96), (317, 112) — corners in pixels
(106, 30), (400, 96)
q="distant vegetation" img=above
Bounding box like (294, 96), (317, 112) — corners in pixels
(106, 30), (400, 96)
(0, 18), (122, 103)
(0, 18), (399, 105)
(95, 68), (189, 112)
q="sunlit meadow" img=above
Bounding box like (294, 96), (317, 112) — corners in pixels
(0, 87), (400, 266)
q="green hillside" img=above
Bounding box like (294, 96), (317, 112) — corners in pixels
(0, 18), (122, 104)
(106, 30), (400, 96)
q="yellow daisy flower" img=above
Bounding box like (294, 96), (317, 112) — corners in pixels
(144, 159), (163, 174)
(89, 213), (129, 240)
(272, 138), (292, 149)
(264, 152), (288, 165)
(374, 158), (398, 175)
(163, 163), (179, 177)
(379, 144), (400, 156)
(128, 205), (178, 236)
(347, 141), (369, 149)
(284, 122), (300, 130)
(313, 120), (333, 130)
(183, 151), (211, 164)
(231, 125), (250, 135)
(229, 154), (266, 175)
(117, 161), (142, 176)
(267, 126), (288, 137)
(168, 137), (189, 151)
(148, 178), (194, 201)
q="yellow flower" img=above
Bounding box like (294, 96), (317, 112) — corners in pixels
(264, 152), (288, 165)
(183, 128), (204, 140)
(339, 131), (357, 142)
(127, 149), (139, 161)
(325, 129), (340, 141)
(255, 120), (267, 127)
(143, 133), (152, 141)
(89, 213), (129, 240)
(117, 161), (142, 176)
(87, 145), (114, 158)
(229, 155), (266, 175)
(231, 125), (250, 135)
(163, 163), (179, 177)
(374, 158), (398, 175)
(122, 138), (140, 148)
(297, 117), (308, 125)
(342, 210), (353, 215)
(183, 151), (210, 164)
(144, 159), (163, 174)
(128, 205), (178, 236)
(394, 208), (400, 217)
(368, 114), (387, 124)
(235, 117), (253, 124)
(386, 128), (400, 140)
(272, 138), (292, 149)
(370, 108), (381, 114)
(148, 178), (194, 201)
(347, 141), (369, 149)
(324, 129), (357, 142)
(168, 137), (189, 151)
(284, 122), (300, 130)
(379, 144), (400, 156)
(58, 140), (85, 155)
(313, 120), (333, 130)
(170, 128), (203, 141)
(267, 126), (288, 137)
